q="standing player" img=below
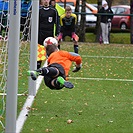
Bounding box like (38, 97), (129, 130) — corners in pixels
(58, 6), (79, 54)
(37, 0), (60, 69)
(28, 37), (82, 90)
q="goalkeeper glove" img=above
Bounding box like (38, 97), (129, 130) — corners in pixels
(72, 64), (82, 72)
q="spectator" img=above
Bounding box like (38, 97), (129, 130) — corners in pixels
(98, 0), (113, 44)
(49, 0), (56, 8)
(28, 37), (82, 90)
(37, 0), (60, 69)
(58, 6), (79, 53)
(50, 0), (65, 16)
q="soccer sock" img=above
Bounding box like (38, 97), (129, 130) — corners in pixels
(37, 61), (42, 69)
(74, 45), (78, 53)
(40, 67), (58, 77)
(53, 79), (63, 88)
(58, 44), (60, 49)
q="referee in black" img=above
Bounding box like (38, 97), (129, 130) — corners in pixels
(38, 0), (60, 69)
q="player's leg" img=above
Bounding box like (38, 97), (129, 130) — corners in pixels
(50, 64), (74, 89)
(44, 76), (74, 89)
(27, 70), (39, 80)
(71, 32), (79, 53)
(37, 32), (46, 69)
(28, 69), (74, 89)
(57, 33), (63, 49)
(58, 40), (61, 49)
(73, 41), (78, 53)
(28, 66), (60, 80)
(56, 76), (74, 88)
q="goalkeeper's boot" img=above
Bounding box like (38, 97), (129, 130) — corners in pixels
(27, 70), (39, 80)
(57, 76), (74, 89)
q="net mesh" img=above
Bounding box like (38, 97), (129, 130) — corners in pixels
(0, 0), (32, 132)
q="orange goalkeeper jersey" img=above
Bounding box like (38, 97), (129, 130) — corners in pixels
(47, 50), (82, 76)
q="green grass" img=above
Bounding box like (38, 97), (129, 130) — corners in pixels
(85, 32), (130, 44)
(19, 43), (133, 133)
(0, 35), (132, 132)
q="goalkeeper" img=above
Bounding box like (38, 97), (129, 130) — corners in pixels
(28, 37), (82, 90)
(57, 6), (79, 53)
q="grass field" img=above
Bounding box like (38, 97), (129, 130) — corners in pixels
(0, 36), (132, 132)
(16, 42), (133, 133)
(85, 32), (130, 44)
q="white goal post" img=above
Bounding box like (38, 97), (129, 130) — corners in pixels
(4, 0), (39, 132)
(5, 0), (21, 132)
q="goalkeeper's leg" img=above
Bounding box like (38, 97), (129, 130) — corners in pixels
(42, 75), (74, 89)
(28, 69), (74, 89)
(27, 70), (39, 80)
(57, 76), (74, 88)
(28, 66), (60, 80)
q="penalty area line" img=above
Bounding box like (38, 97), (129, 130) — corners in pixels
(69, 77), (133, 82)
(16, 60), (47, 133)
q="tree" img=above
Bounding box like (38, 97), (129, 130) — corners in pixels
(75, 0), (80, 13)
(106, 0), (113, 7)
(95, 0), (102, 42)
(76, 0), (86, 42)
(130, 0), (133, 44)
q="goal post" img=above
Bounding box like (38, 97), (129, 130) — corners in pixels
(0, 0), (40, 132)
(28, 0), (39, 96)
(5, 0), (21, 132)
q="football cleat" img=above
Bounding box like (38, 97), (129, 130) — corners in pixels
(27, 70), (39, 80)
(57, 76), (74, 89)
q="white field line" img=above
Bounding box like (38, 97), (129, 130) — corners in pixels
(69, 77), (133, 82)
(82, 55), (133, 59)
(0, 93), (27, 96)
(16, 60), (47, 133)
(76, 55), (133, 82)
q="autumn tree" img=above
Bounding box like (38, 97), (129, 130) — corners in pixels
(95, 0), (102, 42)
(76, 0), (86, 42)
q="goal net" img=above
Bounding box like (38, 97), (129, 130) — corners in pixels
(0, 0), (33, 132)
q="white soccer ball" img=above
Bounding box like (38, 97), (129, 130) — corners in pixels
(43, 37), (58, 47)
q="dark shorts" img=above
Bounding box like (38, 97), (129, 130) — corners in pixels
(38, 31), (54, 45)
(62, 30), (73, 39)
(58, 30), (78, 42)
(43, 63), (66, 90)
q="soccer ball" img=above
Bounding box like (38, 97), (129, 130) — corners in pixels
(43, 37), (58, 47)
